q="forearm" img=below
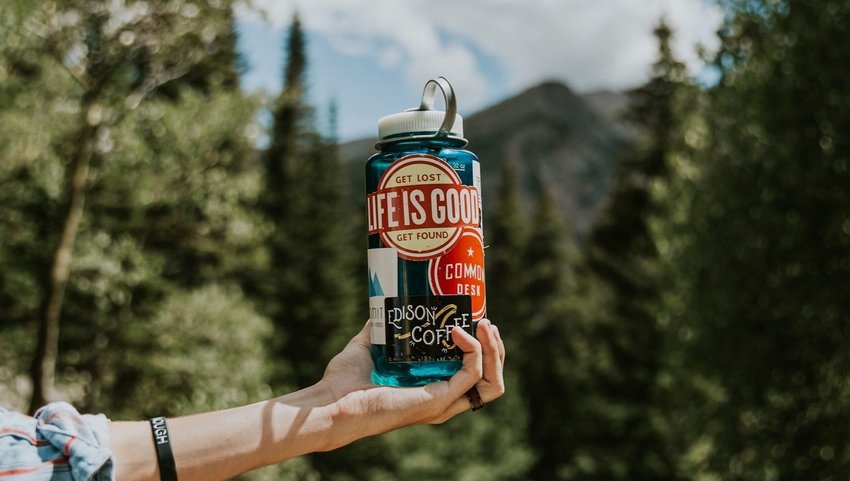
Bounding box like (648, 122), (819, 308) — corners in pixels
(105, 322), (500, 481)
(109, 383), (336, 481)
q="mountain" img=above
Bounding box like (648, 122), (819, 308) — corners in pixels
(582, 90), (630, 125)
(582, 90), (638, 137)
(341, 81), (632, 236)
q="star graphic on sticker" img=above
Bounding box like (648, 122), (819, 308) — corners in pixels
(467, 247), (475, 257)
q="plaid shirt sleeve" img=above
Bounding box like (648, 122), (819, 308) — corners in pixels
(0, 402), (114, 481)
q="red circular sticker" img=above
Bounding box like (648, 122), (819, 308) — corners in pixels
(429, 227), (486, 319)
(367, 155), (481, 260)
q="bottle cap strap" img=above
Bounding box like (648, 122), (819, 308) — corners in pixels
(416, 76), (458, 136)
(375, 77), (467, 148)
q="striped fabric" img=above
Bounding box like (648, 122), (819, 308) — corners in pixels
(0, 403), (113, 481)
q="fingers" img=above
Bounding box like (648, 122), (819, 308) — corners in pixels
(444, 326), (483, 396)
(424, 320), (506, 424)
(493, 325), (506, 365)
(415, 326), (481, 422)
(427, 395), (474, 424)
(420, 327), (482, 405)
(477, 320), (503, 400)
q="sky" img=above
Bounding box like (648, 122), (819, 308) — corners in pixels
(236, 1), (724, 141)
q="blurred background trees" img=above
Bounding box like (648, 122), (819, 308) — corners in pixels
(657, 1), (850, 479)
(2, 0), (850, 480)
(0, 0), (269, 418)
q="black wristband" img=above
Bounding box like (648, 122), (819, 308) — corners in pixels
(149, 417), (179, 481)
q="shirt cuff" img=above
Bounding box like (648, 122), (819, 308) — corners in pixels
(34, 402), (114, 481)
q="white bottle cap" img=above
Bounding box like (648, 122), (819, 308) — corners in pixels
(378, 110), (464, 141)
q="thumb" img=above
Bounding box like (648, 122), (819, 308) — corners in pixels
(444, 327), (483, 399)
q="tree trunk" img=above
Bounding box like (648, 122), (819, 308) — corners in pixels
(28, 99), (98, 414)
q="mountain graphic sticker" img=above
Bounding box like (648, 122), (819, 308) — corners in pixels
(369, 272), (385, 297)
(367, 247), (399, 345)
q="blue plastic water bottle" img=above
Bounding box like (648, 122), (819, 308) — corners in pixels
(366, 77), (486, 386)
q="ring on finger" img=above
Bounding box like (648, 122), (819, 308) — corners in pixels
(466, 387), (485, 411)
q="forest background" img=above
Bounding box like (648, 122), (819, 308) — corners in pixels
(1, 1), (849, 480)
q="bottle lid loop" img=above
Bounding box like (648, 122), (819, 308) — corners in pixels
(375, 76), (468, 149)
(415, 77), (457, 136)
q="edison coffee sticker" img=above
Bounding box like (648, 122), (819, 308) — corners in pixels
(385, 295), (473, 362)
(367, 155), (481, 260)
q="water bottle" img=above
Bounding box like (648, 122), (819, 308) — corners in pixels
(366, 77), (486, 386)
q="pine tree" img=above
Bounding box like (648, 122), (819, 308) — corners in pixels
(486, 159), (528, 326)
(298, 104), (358, 363)
(517, 184), (577, 481)
(259, 12), (312, 389)
(570, 18), (688, 481)
(259, 8), (356, 397)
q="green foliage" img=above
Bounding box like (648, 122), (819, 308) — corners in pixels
(660, 1), (850, 480)
(382, 387), (533, 481)
(565, 18), (689, 481)
(0, 0), (270, 419)
(92, 87), (267, 286)
(60, 86), (268, 414)
(258, 11), (357, 391)
(516, 186), (579, 481)
(486, 159), (529, 326)
(240, 457), (320, 481)
(523, 186), (574, 326)
(106, 284), (272, 418)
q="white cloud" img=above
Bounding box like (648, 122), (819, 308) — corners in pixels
(242, 0), (723, 107)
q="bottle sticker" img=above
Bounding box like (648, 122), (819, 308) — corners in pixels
(429, 227), (486, 320)
(473, 160), (483, 230)
(368, 247), (399, 345)
(385, 295), (473, 362)
(367, 155), (481, 260)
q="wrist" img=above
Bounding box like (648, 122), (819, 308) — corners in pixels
(305, 381), (348, 452)
(307, 382), (373, 452)
(309, 378), (340, 406)
(257, 383), (340, 463)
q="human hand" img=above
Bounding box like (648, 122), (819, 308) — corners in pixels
(317, 319), (506, 450)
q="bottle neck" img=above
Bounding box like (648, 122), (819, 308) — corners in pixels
(378, 137), (467, 153)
